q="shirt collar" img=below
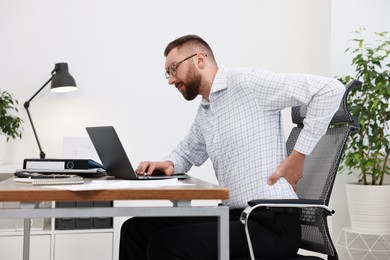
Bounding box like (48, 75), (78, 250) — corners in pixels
(201, 65), (229, 106)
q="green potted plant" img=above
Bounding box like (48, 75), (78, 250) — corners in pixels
(0, 90), (23, 140)
(338, 28), (390, 234)
(0, 90), (23, 161)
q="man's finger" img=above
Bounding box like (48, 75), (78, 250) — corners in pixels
(146, 164), (156, 176)
(136, 161), (149, 174)
(291, 183), (297, 192)
(267, 170), (283, 185)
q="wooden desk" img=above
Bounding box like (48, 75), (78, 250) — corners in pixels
(0, 177), (230, 260)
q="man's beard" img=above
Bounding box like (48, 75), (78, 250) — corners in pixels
(181, 66), (202, 101)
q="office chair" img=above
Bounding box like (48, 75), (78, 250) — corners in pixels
(239, 80), (361, 260)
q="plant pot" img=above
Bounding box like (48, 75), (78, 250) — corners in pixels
(345, 183), (390, 234)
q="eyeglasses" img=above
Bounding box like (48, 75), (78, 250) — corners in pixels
(165, 53), (197, 80)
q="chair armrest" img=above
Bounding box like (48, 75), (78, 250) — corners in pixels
(240, 199), (334, 225)
(248, 198), (323, 206)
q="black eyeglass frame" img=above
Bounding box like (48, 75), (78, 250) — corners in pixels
(165, 53), (197, 80)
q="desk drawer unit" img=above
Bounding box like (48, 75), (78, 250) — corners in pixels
(55, 201), (113, 230)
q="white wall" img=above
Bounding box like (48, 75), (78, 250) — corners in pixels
(330, 0), (390, 245)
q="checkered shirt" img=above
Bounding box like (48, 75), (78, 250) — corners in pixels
(165, 66), (345, 209)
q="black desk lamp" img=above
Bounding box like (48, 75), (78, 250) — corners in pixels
(24, 63), (77, 159)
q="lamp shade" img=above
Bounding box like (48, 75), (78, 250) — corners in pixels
(50, 63), (77, 92)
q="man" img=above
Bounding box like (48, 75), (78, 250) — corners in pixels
(119, 35), (344, 259)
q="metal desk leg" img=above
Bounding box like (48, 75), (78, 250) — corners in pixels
(21, 202), (39, 260)
(218, 207), (229, 260)
(23, 217), (31, 260)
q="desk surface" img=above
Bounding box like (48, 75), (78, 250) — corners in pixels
(0, 177), (229, 202)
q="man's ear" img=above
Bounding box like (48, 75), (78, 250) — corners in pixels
(196, 53), (208, 69)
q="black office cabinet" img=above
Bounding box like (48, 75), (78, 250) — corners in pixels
(93, 201), (113, 229)
(75, 201), (94, 229)
(55, 201), (113, 230)
(55, 202), (76, 230)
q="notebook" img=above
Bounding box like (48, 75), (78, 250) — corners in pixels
(85, 126), (188, 180)
(14, 175), (84, 185)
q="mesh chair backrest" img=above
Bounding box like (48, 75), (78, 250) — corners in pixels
(285, 81), (360, 257)
(286, 127), (352, 203)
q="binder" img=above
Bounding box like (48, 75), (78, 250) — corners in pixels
(23, 158), (103, 170)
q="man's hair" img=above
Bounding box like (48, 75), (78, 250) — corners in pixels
(164, 35), (215, 61)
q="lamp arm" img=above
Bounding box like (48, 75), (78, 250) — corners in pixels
(23, 75), (54, 159)
(25, 75), (54, 105)
(24, 106), (45, 159)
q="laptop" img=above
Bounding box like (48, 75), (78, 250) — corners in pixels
(86, 126), (188, 180)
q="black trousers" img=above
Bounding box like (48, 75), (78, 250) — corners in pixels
(119, 208), (301, 260)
